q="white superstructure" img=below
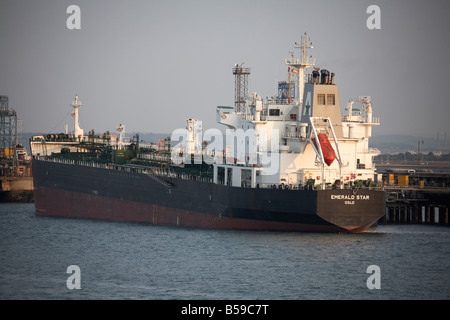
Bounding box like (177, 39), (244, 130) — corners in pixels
(30, 95), (130, 156)
(213, 33), (380, 190)
(71, 95), (84, 138)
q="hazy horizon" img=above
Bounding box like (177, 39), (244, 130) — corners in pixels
(1, 0), (450, 138)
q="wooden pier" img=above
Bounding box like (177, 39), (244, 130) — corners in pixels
(374, 161), (450, 226)
(381, 187), (450, 226)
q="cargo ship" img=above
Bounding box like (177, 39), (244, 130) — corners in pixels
(31, 33), (385, 233)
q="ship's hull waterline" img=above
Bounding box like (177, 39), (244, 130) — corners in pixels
(33, 159), (385, 233)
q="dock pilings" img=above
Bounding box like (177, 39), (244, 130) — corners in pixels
(381, 188), (450, 226)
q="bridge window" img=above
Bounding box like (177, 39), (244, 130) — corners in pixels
(327, 94), (335, 105)
(269, 109), (280, 116)
(317, 94), (325, 105)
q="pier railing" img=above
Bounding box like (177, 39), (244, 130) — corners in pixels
(40, 157), (215, 183)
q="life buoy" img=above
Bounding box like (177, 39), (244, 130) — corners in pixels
(221, 114), (227, 119)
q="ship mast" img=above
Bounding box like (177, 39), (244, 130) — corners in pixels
(116, 123), (125, 149)
(71, 95), (84, 139)
(285, 32), (315, 107)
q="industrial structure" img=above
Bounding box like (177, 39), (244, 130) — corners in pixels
(0, 95), (33, 202)
(232, 64), (251, 113)
(0, 95), (18, 169)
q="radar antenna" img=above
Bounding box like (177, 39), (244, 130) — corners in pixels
(285, 32), (316, 106)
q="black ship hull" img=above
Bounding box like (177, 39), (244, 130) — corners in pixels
(32, 159), (385, 233)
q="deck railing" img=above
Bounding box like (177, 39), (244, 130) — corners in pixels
(39, 157), (385, 191)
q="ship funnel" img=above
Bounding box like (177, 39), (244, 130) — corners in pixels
(312, 70), (320, 84)
(320, 69), (330, 85)
(330, 72), (335, 85)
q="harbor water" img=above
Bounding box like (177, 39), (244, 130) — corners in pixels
(1, 203), (449, 300)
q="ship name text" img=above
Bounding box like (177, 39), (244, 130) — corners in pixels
(331, 194), (370, 205)
(331, 194), (370, 200)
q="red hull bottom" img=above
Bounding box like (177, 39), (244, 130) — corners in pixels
(34, 187), (373, 233)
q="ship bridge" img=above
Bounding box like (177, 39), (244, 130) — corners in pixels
(212, 33), (381, 191)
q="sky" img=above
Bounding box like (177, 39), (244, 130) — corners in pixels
(1, 0), (449, 139)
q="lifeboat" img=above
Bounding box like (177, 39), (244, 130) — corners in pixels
(312, 133), (336, 166)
